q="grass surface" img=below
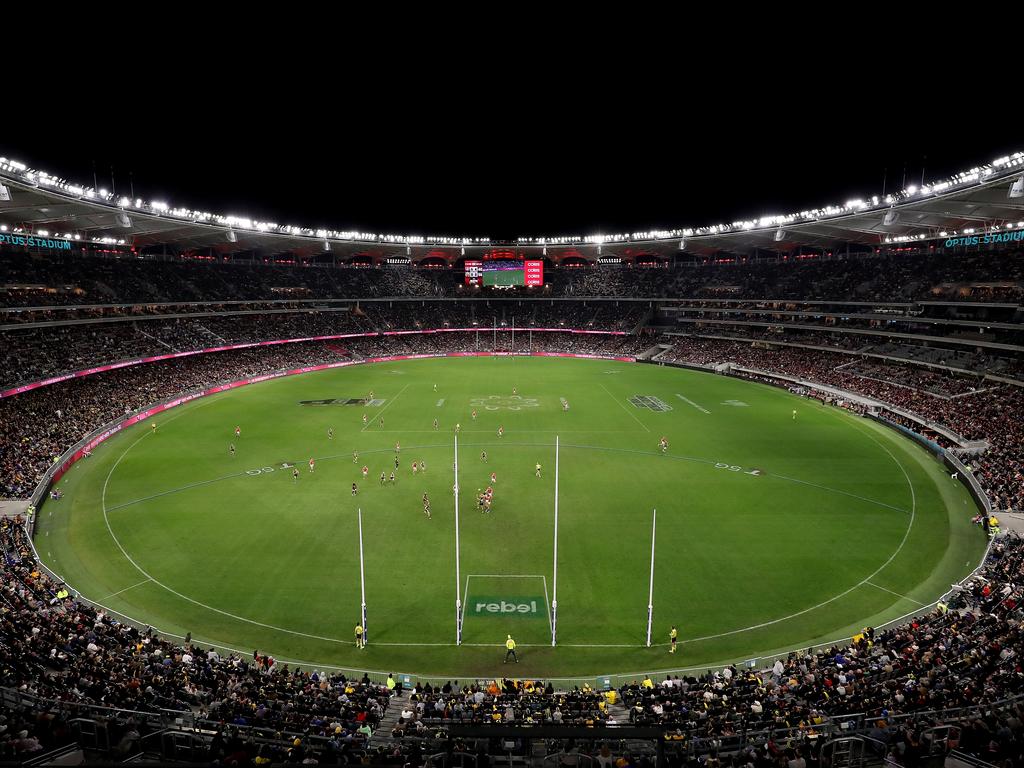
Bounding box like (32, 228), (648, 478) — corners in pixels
(37, 356), (987, 683)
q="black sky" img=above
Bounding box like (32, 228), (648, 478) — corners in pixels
(3, 54), (1018, 241)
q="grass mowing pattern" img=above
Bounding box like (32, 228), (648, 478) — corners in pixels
(38, 357), (986, 682)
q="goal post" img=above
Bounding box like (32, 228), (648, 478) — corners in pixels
(454, 432), (463, 645)
(551, 435), (559, 646)
(645, 508), (656, 647)
(358, 508), (368, 643)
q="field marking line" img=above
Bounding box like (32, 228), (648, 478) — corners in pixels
(106, 472), (250, 512)
(462, 643), (637, 648)
(865, 580), (926, 607)
(93, 397), (918, 654)
(375, 642), (453, 647)
(47, 367), (948, 678)
(375, 429), (644, 434)
(599, 383), (651, 433)
(679, 431), (917, 645)
(461, 573), (551, 639)
(675, 393), (711, 414)
(543, 575), (553, 636)
(763, 472), (911, 514)
(373, 642), (639, 648)
(361, 383), (410, 431)
(98, 577), (153, 601)
(100, 433), (354, 647)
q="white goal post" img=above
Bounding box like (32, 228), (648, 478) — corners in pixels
(454, 433), (463, 645)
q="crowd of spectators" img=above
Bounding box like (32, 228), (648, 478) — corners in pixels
(5, 524), (1024, 763)
(0, 303), (647, 389)
(0, 254), (448, 305)
(0, 516), (390, 763)
(2, 249), (1022, 305)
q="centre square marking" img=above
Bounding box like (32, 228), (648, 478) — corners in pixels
(469, 395), (540, 411)
(469, 596), (547, 618)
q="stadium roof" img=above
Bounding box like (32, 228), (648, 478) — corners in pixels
(0, 152), (1022, 260)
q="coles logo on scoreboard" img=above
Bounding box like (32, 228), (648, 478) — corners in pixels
(524, 259), (544, 286)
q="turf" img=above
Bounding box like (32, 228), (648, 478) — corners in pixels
(37, 356), (987, 683)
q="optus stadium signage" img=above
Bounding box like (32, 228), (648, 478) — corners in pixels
(944, 231), (1024, 248)
(0, 232), (74, 250)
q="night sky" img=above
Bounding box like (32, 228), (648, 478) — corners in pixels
(3, 71), (1019, 242)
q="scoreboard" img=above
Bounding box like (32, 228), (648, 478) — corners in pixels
(465, 259), (544, 287)
(523, 260), (544, 286)
(465, 260), (483, 286)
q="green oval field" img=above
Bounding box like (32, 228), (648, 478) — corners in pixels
(38, 356), (986, 683)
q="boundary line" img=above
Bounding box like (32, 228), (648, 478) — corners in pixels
(86, 374), (919, 658)
(599, 383), (651, 433)
(28, 358), (987, 683)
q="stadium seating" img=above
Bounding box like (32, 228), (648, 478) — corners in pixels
(2, 248), (1024, 765)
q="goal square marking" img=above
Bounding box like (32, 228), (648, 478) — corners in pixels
(462, 574), (552, 631)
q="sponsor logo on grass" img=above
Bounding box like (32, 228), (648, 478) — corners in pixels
(721, 400), (749, 407)
(469, 596), (546, 618)
(469, 395), (540, 411)
(629, 395), (673, 412)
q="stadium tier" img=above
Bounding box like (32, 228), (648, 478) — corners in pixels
(2, 153), (1024, 766)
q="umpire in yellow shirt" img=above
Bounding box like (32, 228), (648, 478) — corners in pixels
(504, 634), (518, 663)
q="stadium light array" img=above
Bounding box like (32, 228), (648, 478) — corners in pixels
(0, 151), (1023, 249)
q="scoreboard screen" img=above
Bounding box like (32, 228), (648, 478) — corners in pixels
(480, 260), (544, 287)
